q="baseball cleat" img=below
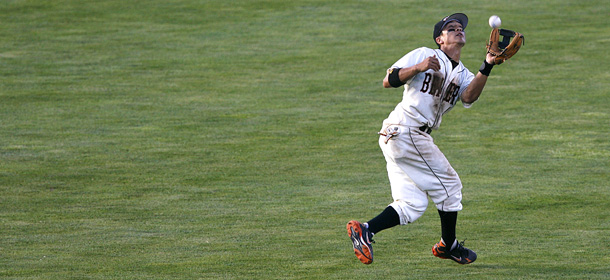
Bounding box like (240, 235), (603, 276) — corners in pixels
(432, 239), (477, 264)
(346, 220), (374, 264)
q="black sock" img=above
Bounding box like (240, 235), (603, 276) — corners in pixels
(438, 210), (457, 247)
(367, 206), (400, 234)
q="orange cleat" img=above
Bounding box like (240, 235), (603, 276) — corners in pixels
(346, 220), (374, 264)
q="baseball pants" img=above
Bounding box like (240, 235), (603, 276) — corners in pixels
(379, 125), (463, 225)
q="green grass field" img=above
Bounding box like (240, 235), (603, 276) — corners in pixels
(1, 0), (608, 279)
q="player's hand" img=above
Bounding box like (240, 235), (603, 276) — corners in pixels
(418, 55), (441, 72)
(485, 52), (497, 65)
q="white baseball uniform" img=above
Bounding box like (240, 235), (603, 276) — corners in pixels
(380, 47), (475, 225)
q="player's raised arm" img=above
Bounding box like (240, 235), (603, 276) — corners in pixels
(461, 53), (495, 103)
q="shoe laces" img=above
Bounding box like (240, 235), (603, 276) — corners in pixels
(452, 239), (467, 250)
(453, 239), (472, 255)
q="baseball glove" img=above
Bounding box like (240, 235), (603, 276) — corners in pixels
(486, 28), (524, 65)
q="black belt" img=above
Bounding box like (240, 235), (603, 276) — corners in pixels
(419, 125), (432, 134)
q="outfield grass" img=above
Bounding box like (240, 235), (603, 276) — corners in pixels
(0, 0), (608, 279)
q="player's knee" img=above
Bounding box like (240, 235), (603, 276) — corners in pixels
(390, 200), (427, 225)
(435, 192), (463, 212)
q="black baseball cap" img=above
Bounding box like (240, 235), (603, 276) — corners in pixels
(433, 13), (468, 42)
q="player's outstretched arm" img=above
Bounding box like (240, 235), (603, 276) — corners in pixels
(461, 53), (496, 103)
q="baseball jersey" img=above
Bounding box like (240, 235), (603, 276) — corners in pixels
(384, 47), (475, 130)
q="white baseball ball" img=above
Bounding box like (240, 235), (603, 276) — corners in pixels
(489, 15), (501, 28)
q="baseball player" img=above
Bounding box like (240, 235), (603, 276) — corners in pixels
(347, 13), (499, 265)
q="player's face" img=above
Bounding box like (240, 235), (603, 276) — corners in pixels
(441, 22), (466, 46)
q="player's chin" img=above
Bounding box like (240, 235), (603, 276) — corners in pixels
(453, 36), (466, 45)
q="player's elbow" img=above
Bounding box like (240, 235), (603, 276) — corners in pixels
(382, 77), (392, 88)
(461, 95), (478, 104)
(461, 86), (484, 104)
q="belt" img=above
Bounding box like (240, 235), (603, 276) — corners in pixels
(419, 125), (432, 134)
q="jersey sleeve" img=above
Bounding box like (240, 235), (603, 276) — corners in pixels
(459, 70), (476, 108)
(390, 47), (429, 70)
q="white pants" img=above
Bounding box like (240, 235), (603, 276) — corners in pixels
(379, 125), (463, 225)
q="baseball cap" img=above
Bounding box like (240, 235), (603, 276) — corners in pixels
(433, 13), (468, 42)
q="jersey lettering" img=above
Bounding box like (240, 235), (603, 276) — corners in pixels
(420, 73), (460, 105)
(421, 73), (446, 98)
(444, 83), (461, 104)
(420, 73), (445, 97)
(421, 73), (431, 93)
(430, 75), (444, 97)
